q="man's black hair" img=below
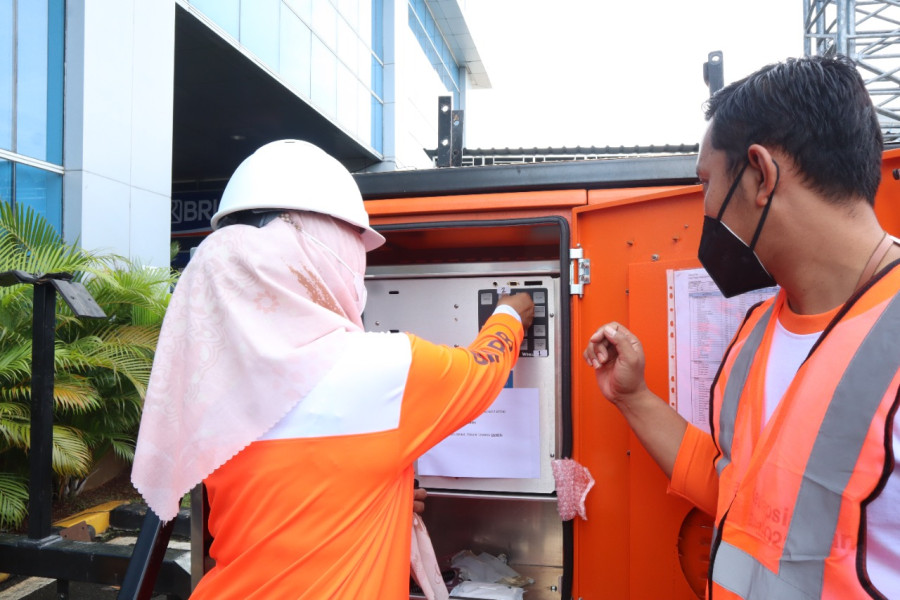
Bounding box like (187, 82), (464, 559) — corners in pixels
(704, 54), (883, 205)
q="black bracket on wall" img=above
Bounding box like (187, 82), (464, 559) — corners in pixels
(703, 50), (724, 96)
(451, 109), (464, 167)
(436, 96), (464, 167)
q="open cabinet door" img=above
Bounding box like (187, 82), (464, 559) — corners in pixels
(568, 148), (900, 600)
(570, 185), (712, 600)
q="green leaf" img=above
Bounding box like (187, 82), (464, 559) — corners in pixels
(0, 202), (179, 524)
(0, 472), (29, 529)
(50, 425), (92, 477)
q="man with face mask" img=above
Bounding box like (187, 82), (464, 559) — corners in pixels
(583, 55), (900, 598)
(131, 140), (534, 599)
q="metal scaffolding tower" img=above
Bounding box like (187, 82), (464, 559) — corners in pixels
(805, 0), (900, 143)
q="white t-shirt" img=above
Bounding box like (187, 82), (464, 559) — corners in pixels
(766, 318), (900, 594)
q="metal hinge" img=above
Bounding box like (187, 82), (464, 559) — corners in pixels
(569, 247), (591, 296)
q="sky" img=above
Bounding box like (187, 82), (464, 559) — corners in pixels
(460, 1), (805, 149)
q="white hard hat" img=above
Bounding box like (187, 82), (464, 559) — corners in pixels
(210, 139), (385, 251)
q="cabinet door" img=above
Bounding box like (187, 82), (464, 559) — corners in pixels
(571, 185), (710, 600)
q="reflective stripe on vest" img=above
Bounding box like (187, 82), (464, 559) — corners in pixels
(710, 290), (900, 598)
(715, 302), (775, 477)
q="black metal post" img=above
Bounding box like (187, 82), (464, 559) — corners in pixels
(450, 110), (464, 167)
(57, 578), (69, 599)
(117, 510), (176, 600)
(29, 282), (56, 540)
(437, 96), (452, 167)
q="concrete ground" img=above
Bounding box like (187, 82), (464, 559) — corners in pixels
(0, 576), (164, 599)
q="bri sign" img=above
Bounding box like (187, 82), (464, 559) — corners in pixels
(171, 192), (221, 236)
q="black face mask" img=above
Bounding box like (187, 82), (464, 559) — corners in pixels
(697, 161), (778, 298)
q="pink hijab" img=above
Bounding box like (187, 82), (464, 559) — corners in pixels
(132, 211), (365, 522)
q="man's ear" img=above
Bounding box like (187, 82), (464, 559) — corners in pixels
(746, 144), (780, 207)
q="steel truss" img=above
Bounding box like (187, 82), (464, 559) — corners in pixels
(805, 0), (900, 143)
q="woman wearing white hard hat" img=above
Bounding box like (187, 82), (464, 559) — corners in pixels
(132, 140), (533, 599)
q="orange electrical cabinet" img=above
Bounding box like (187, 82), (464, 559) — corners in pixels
(354, 150), (900, 600)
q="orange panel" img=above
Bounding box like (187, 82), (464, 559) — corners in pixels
(587, 185), (696, 206)
(877, 148), (900, 236)
(572, 186), (705, 600)
(628, 259), (709, 600)
(365, 189), (586, 217)
(370, 207), (575, 228)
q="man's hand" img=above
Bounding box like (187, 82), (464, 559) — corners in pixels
(583, 321), (686, 478)
(497, 293), (535, 331)
(583, 321), (649, 407)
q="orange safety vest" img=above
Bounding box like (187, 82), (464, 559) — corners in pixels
(708, 262), (900, 599)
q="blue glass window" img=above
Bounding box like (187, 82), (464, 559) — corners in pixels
(14, 163), (62, 232)
(0, 0), (13, 152)
(311, 35), (337, 118)
(312, 0), (338, 52)
(240, 0), (280, 69)
(371, 0), (383, 59)
(407, 1), (460, 106)
(0, 0), (64, 235)
(412, 0), (425, 22)
(337, 0), (356, 26)
(371, 56), (383, 99)
(337, 63), (357, 133)
(357, 0), (372, 47)
(285, 0), (312, 24)
(337, 15), (356, 73)
(16, 0), (62, 164)
(17, 2), (50, 161)
(191, 0), (239, 38)
(370, 0), (383, 153)
(357, 80), (370, 145)
(281, 5), (313, 98)
(357, 40), (371, 88)
(46, 0), (63, 164)
(371, 94), (382, 153)
(0, 159), (11, 205)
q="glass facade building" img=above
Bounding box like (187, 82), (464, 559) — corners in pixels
(408, 0), (460, 107)
(0, 0), (65, 232)
(1, 0), (486, 266)
(186, 0), (387, 153)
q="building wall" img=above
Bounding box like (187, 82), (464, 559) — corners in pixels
(181, 0), (470, 172)
(369, 0), (466, 171)
(401, 13), (457, 169)
(183, 0), (383, 155)
(63, 0), (175, 267)
(3, 0), (480, 268)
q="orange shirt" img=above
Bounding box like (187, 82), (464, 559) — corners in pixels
(190, 312), (522, 599)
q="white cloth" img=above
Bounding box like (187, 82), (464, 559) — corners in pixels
(411, 514), (450, 600)
(132, 211), (366, 522)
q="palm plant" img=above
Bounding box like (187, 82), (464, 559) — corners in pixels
(0, 202), (177, 529)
